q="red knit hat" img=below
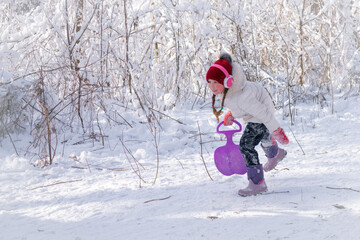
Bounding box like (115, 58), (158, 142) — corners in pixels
(206, 59), (232, 85)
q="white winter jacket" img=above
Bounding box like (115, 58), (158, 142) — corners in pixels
(220, 62), (280, 133)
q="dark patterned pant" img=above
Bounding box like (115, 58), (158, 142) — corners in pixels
(239, 122), (272, 166)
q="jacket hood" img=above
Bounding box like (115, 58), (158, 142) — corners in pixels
(227, 62), (247, 96)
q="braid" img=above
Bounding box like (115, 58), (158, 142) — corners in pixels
(221, 88), (228, 108)
(212, 88), (229, 123)
(212, 95), (221, 122)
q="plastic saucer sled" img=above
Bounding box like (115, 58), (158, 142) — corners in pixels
(214, 120), (247, 176)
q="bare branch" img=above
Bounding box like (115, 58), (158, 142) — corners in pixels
(29, 179), (83, 191)
(144, 195), (171, 204)
(197, 121), (213, 181)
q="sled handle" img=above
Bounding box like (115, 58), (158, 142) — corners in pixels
(216, 120), (242, 134)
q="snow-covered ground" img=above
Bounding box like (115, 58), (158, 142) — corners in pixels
(1, 95), (360, 240)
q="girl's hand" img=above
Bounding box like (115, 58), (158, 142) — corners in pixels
(223, 111), (234, 126)
(272, 127), (289, 145)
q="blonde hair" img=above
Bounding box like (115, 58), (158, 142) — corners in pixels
(212, 88), (228, 123)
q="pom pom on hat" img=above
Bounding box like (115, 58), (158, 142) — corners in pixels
(206, 57), (232, 86)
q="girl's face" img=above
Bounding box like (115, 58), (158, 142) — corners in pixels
(208, 79), (225, 95)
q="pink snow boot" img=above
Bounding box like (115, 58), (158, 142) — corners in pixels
(262, 143), (287, 172)
(238, 164), (268, 196)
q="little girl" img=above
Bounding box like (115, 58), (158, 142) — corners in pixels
(206, 53), (289, 196)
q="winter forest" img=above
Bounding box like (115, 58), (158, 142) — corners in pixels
(1, 0), (360, 239)
(1, 0), (359, 163)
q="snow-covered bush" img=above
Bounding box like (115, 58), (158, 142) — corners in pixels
(0, 70), (32, 139)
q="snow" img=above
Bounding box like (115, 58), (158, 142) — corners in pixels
(1, 95), (360, 240)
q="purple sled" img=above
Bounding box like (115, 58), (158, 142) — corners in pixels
(214, 120), (247, 176)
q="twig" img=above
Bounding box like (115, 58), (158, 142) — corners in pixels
(120, 133), (146, 187)
(84, 156), (92, 173)
(177, 159), (184, 169)
(71, 164), (169, 172)
(72, 166), (126, 171)
(0, 119), (19, 156)
(119, 136), (145, 170)
(115, 111), (133, 128)
(29, 179), (82, 190)
(148, 107), (185, 125)
(188, 131), (217, 139)
(144, 195), (171, 204)
(197, 121), (213, 181)
(262, 190), (290, 195)
(1, 66), (67, 85)
(152, 123), (160, 184)
(288, 127), (305, 155)
(326, 186), (360, 193)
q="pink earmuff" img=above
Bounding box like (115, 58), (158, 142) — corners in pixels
(210, 64), (233, 88)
